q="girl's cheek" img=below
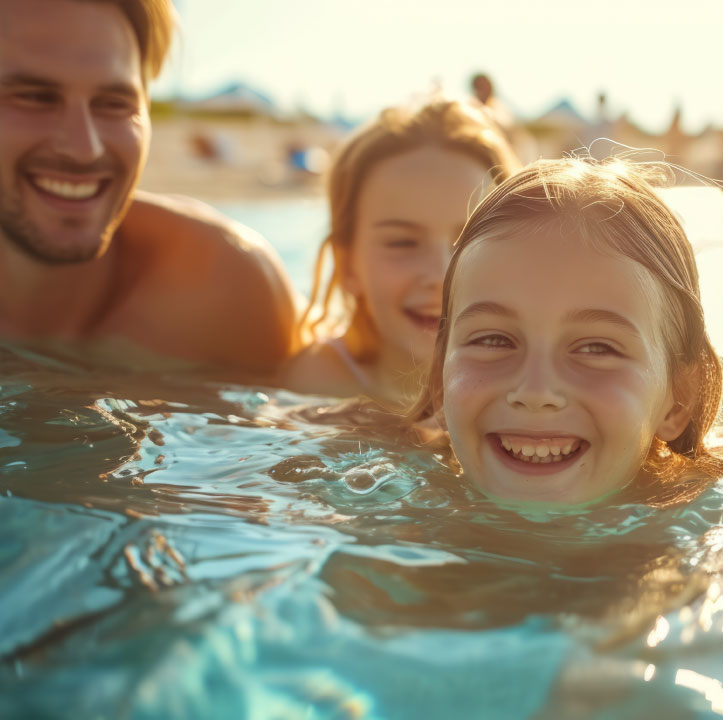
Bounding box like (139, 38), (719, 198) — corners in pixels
(444, 354), (495, 401)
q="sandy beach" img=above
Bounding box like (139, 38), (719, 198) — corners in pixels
(138, 115), (340, 203)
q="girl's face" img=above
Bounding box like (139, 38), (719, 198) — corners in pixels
(346, 146), (489, 369)
(442, 227), (684, 505)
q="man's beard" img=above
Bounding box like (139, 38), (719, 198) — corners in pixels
(0, 194), (107, 266)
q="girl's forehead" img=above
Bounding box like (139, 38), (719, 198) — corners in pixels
(447, 228), (667, 338)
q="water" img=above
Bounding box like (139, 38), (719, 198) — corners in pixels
(1, 189), (723, 719)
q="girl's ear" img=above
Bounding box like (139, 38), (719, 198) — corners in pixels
(656, 399), (692, 442)
(335, 245), (361, 298)
(655, 367), (698, 442)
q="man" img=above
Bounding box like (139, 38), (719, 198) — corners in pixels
(0, 0), (298, 377)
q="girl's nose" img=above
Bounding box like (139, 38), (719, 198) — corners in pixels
(506, 353), (567, 411)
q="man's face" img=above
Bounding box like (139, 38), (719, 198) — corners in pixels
(0, 0), (150, 264)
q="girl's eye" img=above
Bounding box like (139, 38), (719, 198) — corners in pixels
(467, 333), (514, 349)
(575, 341), (619, 356)
(384, 238), (418, 249)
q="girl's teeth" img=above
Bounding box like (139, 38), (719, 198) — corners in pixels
(498, 435), (582, 464)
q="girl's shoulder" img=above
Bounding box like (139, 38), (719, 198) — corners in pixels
(280, 338), (374, 399)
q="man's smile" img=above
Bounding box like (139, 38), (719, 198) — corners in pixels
(30, 175), (105, 201)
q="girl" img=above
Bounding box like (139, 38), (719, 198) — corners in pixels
(415, 156), (723, 506)
(281, 99), (520, 406)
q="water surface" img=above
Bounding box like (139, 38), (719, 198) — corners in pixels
(1, 344), (722, 719)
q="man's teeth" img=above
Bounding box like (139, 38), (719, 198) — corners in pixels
(500, 436), (580, 464)
(34, 177), (100, 199)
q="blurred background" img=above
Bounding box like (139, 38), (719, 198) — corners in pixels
(138, 0), (723, 203)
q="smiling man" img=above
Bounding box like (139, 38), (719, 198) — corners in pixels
(0, 0), (297, 377)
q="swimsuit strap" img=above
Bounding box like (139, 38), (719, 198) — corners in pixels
(325, 337), (374, 391)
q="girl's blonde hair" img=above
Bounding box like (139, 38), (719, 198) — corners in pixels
(302, 98), (520, 362)
(415, 155), (722, 492)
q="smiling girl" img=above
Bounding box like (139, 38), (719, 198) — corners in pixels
(415, 156), (722, 505)
(281, 99), (519, 406)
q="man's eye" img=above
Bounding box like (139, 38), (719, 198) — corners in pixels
(14, 90), (59, 107)
(93, 97), (136, 115)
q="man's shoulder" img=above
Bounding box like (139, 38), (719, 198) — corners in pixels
(119, 191), (295, 298)
(122, 190), (269, 259)
(107, 191), (299, 371)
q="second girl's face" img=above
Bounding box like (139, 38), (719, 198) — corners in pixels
(346, 146), (489, 369)
(443, 227), (680, 505)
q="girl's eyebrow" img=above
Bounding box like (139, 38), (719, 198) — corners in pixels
(564, 309), (641, 337)
(453, 301), (515, 327)
(453, 303), (642, 337)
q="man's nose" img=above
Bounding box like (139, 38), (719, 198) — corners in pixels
(506, 350), (567, 411)
(51, 102), (104, 164)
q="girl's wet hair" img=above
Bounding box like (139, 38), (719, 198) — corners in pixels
(414, 155), (722, 491)
(301, 98), (520, 361)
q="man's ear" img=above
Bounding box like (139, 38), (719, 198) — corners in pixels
(656, 367), (698, 442)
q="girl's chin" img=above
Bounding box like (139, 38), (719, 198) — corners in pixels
(467, 462), (632, 507)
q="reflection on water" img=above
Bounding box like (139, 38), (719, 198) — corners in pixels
(1, 342), (722, 719)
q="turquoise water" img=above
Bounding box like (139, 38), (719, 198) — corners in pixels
(1, 190), (723, 719)
(1, 343), (722, 719)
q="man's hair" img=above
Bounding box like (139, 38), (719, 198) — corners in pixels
(83, 0), (175, 84)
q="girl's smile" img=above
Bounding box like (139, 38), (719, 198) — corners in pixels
(490, 432), (588, 475)
(442, 227), (682, 504)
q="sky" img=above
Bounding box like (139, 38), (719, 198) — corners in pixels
(153, 0), (723, 134)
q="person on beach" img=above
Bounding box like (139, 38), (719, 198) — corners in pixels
(413, 155), (723, 506)
(281, 99), (520, 406)
(0, 0), (297, 377)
